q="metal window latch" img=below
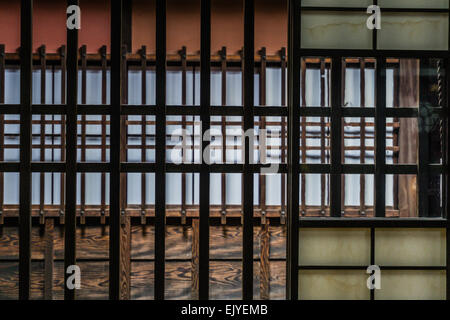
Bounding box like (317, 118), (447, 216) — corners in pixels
(59, 210), (65, 225)
(261, 211), (267, 225)
(301, 210), (306, 217)
(360, 210), (366, 216)
(0, 210), (4, 225)
(80, 210), (86, 225)
(280, 210), (286, 225)
(141, 210), (146, 225)
(39, 210), (45, 225)
(221, 210), (227, 225)
(100, 210), (106, 225)
(181, 209), (186, 225)
(320, 209), (326, 216)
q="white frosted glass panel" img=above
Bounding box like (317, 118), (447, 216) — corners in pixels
(378, 13), (448, 50)
(302, 0), (372, 6)
(301, 12), (372, 49)
(376, 271), (446, 300)
(299, 228), (371, 266)
(375, 228), (446, 266)
(298, 270), (370, 300)
(379, 0), (448, 8)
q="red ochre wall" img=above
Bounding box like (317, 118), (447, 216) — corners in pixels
(0, 0), (287, 55)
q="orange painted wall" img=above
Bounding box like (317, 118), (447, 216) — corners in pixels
(0, 0), (286, 55)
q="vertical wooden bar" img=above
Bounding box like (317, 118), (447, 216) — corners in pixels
(155, 0), (166, 301)
(44, 218), (54, 300)
(393, 66), (399, 210)
(19, 0), (33, 301)
(220, 47), (227, 225)
(375, 57), (386, 218)
(360, 58), (366, 215)
(259, 48), (267, 223)
(199, 0), (211, 301)
(119, 44), (129, 300)
(280, 48), (287, 221)
(320, 59), (326, 215)
(39, 46), (46, 223)
(260, 220), (270, 300)
(181, 46), (187, 225)
(0, 44), (5, 220)
(418, 59), (430, 217)
(330, 58), (342, 218)
(100, 45), (107, 224)
(80, 45), (87, 225)
(340, 60), (346, 215)
(300, 59), (306, 215)
(110, 0), (123, 300)
(140, 46), (147, 222)
(287, 0), (300, 300)
(64, 0), (78, 301)
(59, 46), (66, 224)
(243, 0), (254, 301)
(191, 218), (199, 299)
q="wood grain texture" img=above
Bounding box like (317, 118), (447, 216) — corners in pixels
(260, 223), (270, 300)
(191, 219), (199, 299)
(44, 219), (54, 300)
(120, 217), (131, 300)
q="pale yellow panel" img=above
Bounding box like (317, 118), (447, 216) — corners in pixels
(301, 12), (372, 49)
(375, 228), (446, 266)
(375, 270), (446, 300)
(378, 13), (448, 50)
(302, 0), (372, 7)
(379, 0), (448, 8)
(299, 270), (370, 300)
(299, 228), (371, 266)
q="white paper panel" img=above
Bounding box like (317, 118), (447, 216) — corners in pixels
(378, 13), (448, 50)
(302, 0), (372, 7)
(379, 0), (448, 8)
(375, 270), (446, 300)
(301, 12), (372, 49)
(299, 228), (371, 266)
(375, 228), (446, 266)
(298, 270), (370, 300)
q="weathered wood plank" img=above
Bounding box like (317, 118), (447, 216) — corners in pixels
(191, 219), (199, 299)
(44, 219), (54, 300)
(120, 217), (131, 300)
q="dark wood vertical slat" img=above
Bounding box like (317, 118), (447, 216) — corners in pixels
(140, 46), (147, 223)
(110, 0), (123, 300)
(39, 46), (46, 223)
(0, 44), (5, 220)
(260, 220), (270, 300)
(360, 58), (366, 215)
(300, 59), (306, 216)
(191, 218), (199, 299)
(320, 59), (326, 215)
(375, 57), (386, 218)
(120, 213), (131, 299)
(199, 0), (211, 301)
(280, 48), (287, 221)
(19, 0), (33, 301)
(80, 45), (87, 225)
(122, 0), (132, 53)
(330, 58), (342, 217)
(243, 0), (254, 301)
(155, 0), (166, 301)
(220, 47), (227, 225)
(180, 46), (187, 225)
(287, 0), (300, 301)
(418, 59), (430, 217)
(341, 60), (346, 215)
(44, 218), (54, 300)
(393, 66), (399, 210)
(259, 47), (267, 223)
(59, 46), (66, 224)
(100, 45), (107, 225)
(119, 44), (129, 300)
(64, 0), (78, 301)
